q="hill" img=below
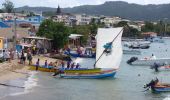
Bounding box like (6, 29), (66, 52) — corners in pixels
(15, 1), (170, 21)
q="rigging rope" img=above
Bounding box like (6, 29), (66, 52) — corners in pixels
(94, 28), (123, 68)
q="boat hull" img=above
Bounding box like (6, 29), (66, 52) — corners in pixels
(152, 85), (170, 92)
(131, 58), (170, 66)
(29, 66), (56, 72)
(60, 69), (117, 79)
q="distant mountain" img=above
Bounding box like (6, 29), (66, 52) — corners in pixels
(15, 1), (170, 21)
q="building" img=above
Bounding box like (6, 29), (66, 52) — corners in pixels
(74, 14), (91, 25)
(0, 37), (8, 49)
(0, 37), (4, 49)
(100, 16), (122, 26)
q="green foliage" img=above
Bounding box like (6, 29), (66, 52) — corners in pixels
(0, 9), (4, 13)
(70, 25), (90, 44)
(2, 0), (14, 13)
(141, 22), (155, 32)
(37, 19), (70, 49)
(115, 21), (141, 37)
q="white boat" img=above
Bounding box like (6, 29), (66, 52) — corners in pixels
(127, 57), (170, 66)
(128, 41), (151, 49)
(123, 49), (141, 55)
(58, 27), (123, 79)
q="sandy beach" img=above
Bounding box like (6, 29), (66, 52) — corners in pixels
(0, 55), (59, 82)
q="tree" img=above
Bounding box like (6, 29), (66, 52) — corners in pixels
(0, 9), (4, 13)
(2, 0), (14, 13)
(141, 22), (155, 32)
(37, 19), (70, 49)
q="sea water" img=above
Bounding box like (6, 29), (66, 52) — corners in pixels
(0, 39), (170, 100)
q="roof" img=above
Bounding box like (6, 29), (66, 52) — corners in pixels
(69, 34), (83, 39)
(142, 32), (157, 35)
(24, 36), (52, 40)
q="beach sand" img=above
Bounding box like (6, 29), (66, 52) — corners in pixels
(0, 55), (59, 82)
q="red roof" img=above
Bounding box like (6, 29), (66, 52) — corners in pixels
(142, 32), (157, 35)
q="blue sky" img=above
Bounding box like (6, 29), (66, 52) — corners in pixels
(1, 0), (170, 8)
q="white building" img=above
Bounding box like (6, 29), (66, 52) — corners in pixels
(74, 14), (91, 25)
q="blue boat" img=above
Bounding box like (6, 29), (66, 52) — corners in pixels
(144, 78), (170, 93)
(65, 51), (96, 58)
(60, 70), (116, 79)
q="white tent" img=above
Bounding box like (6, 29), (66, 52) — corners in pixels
(69, 34), (83, 39)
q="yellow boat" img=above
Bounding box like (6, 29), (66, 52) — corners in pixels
(29, 66), (57, 72)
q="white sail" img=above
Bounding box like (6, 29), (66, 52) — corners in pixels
(96, 27), (123, 69)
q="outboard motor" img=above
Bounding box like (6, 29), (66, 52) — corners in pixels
(127, 57), (138, 64)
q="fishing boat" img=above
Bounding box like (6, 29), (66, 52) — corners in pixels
(144, 78), (170, 93)
(151, 64), (170, 71)
(123, 49), (141, 55)
(127, 57), (170, 66)
(128, 41), (150, 49)
(64, 47), (96, 58)
(29, 65), (56, 72)
(56, 27), (123, 79)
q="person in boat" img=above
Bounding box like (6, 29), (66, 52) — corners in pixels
(153, 62), (159, 72)
(75, 63), (80, 69)
(70, 62), (75, 69)
(44, 60), (48, 68)
(36, 58), (40, 71)
(48, 62), (53, 66)
(67, 60), (71, 69)
(61, 60), (65, 68)
(151, 54), (156, 59)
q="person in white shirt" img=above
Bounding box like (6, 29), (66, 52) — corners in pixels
(151, 54), (156, 59)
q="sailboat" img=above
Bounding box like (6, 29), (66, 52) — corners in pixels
(58, 27), (123, 79)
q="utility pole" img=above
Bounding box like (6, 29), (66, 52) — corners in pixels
(13, 12), (17, 51)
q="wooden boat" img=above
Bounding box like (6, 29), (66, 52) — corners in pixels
(127, 57), (170, 66)
(29, 65), (56, 72)
(60, 69), (117, 79)
(144, 79), (170, 93)
(56, 27), (123, 79)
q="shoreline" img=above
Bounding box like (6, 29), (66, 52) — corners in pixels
(0, 60), (29, 82)
(0, 56), (58, 82)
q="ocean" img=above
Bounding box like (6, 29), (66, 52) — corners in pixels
(0, 38), (170, 100)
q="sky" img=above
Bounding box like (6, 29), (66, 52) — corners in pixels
(1, 0), (170, 8)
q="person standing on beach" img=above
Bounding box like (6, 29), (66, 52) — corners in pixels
(36, 58), (40, 71)
(27, 52), (32, 65)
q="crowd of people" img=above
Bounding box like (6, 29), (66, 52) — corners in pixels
(34, 59), (81, 71)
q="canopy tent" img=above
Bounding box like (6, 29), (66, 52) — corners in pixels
(69, 34), (83, 39)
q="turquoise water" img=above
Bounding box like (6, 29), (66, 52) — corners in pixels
(1, 39), (170, 100)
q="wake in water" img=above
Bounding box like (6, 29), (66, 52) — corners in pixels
(9, 71), (39, 96)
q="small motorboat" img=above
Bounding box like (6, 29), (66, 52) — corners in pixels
(151, 64), (170, 71)
(144, 78), (170, 93)
(127, 57), (170, 66)
(128, 41), (151, 49)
